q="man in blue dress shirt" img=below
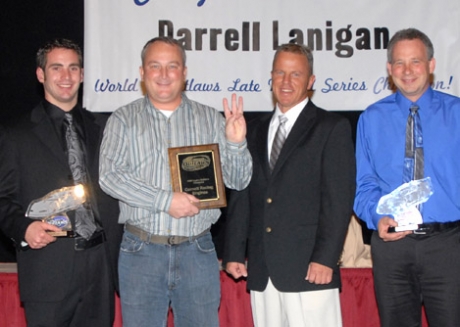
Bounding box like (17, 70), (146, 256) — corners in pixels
(354, 28), (460, 327)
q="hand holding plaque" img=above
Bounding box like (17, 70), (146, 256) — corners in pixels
(168, 144), (227, 209)
(25, 184), (87, 237)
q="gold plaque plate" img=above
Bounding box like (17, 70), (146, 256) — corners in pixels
(168, 144), (226, 209)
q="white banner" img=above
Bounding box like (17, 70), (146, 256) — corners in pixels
(84, 0), (460, 112)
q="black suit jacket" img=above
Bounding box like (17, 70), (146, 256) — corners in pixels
(0, 103), (123, 302)
(223, 101), (356, 292)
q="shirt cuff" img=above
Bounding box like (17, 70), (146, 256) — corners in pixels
(226, 139), (247, 153)
(153, 189), (173, 213)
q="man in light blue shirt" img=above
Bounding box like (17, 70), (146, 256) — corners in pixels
(99, 36), (252, 327)
(354, 28), (460, 327)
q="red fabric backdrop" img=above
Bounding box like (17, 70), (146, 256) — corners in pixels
(0, 268), (428, 327)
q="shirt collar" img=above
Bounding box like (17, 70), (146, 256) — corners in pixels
(271, 97), (309, 128)
(395, 87), (433, 116)
(145, 94), (188, 115)
(42, 100), (84, 147)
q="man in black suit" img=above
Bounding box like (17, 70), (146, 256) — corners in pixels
(223, 44), (356, 326)
(0, 39), (122, 326)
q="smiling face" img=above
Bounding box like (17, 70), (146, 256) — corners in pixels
(387, 39), (435, 102)
(271, 51), (315, 113)
(140, 41), (187, 110)
(36, 48), (83, 112)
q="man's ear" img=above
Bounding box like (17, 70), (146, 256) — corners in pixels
(139, 66), (144, 82)
(386, 62), (392, 77)
(308, 74), (316, 90)
(36, 67), (45, 83)
(429, 58), (436, 74)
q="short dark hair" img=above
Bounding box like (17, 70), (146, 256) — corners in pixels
(273, 43), (314, 75)
(387, 28), (434, 63)
(36, 39), (83, 70)
(141, 36), (187, 66)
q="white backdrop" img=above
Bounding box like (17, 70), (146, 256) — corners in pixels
(83, 0), (460, 112)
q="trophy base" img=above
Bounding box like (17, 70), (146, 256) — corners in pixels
(47, 230), (75, 237)
(388, 224), (419, 233)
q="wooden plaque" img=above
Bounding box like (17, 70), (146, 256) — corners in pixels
(168, 144), (227, 209)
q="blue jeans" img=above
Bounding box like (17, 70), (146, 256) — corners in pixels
(119, 230), (220, 327)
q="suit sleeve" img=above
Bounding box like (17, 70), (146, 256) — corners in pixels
(310, 118), (356, 269)
(0, 126), (34, 245)
(222, 187), (250, 266)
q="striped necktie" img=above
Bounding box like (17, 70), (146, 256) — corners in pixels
(403, 104), (424, 183)
(269, 115), (288, 171)
(64, 113), (97, 239)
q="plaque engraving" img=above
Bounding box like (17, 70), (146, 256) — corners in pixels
(168, 144), (227, 209)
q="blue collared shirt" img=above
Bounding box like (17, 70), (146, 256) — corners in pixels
(354, 88), (460, 230)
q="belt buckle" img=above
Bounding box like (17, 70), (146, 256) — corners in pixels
(413, 225), (429, 235)
(167, 235), (187, 245)
(74, 236), (86, 251)
(74, 231), (105, 250)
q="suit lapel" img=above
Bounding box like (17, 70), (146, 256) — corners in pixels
(254, 114), (272, 179)
(270, 101), (317, 177)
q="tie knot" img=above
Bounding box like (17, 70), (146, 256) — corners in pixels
(278, 115), (288, 125)
(64, 112), (73, 124)
(410, 104), (419, 114)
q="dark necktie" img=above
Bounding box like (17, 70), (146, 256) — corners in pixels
(64, 113), (97, 239)
(269, 115), (288, 171)
(403, 104), (424, 183)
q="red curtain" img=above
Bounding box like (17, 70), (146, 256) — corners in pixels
(0, 268), (429, 327)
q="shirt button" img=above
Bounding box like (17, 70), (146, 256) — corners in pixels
(266, 198), (272, 204)
(266, 227), (272, 233)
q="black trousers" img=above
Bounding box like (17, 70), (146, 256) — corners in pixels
(371, 227), (460, 327)
(23, 242), (114, 327)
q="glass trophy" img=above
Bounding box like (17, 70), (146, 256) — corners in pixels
(25, 184), (87, 237)
(376, 177), (433, 232)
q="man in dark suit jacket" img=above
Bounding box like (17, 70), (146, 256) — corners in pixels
(223, 44), (356, 326)
(0, 39), (122, 327)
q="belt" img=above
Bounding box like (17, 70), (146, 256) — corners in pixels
(412, 221), (460, 234)
(125, 223), (210, 245)
(74, 230), (106, 251)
